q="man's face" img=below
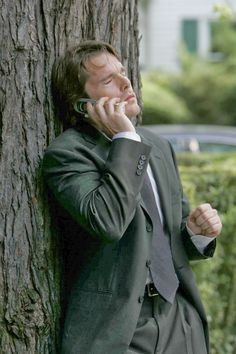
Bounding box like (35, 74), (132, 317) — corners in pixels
(84, 52), (140, 118)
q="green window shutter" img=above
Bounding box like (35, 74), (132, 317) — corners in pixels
(181, 19), (198, 53)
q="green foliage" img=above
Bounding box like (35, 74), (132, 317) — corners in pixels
(173, 47), (236, 126)
(178, 152), (236, 354)
(141, 73), (193, 125)
(211, 19), (236, 57)
(214, 3), (235, 22)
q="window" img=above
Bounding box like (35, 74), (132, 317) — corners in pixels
(181, 19), (198, 53)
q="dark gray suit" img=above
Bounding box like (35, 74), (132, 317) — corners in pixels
(43, 123), (215, 354)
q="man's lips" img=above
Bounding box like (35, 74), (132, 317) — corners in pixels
(124, 94), (135, 102)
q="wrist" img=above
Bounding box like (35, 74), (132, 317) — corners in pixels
(113, 131), (141, 142)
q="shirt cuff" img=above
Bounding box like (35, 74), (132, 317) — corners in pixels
(112, 131), (141, 142)
(186, 225), (216, 254)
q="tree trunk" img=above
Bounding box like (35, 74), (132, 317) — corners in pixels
(0, 0), (140, 352)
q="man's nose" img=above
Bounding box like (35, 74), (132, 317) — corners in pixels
(118, 74), (131, 90)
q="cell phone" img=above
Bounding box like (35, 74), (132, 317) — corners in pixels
(74, 98), (97, 115)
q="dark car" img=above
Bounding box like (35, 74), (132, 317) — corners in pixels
(142, 124), (236, 153)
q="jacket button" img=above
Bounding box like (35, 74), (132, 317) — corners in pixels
(136, 170), (142, 176)
(146, 224), (152, 232)
(138, 296), (144, 303)
(140, 155), (147, 161)
(146, 260), (151, 267)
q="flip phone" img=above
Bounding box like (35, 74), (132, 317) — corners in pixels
(74, 98), (97, 115)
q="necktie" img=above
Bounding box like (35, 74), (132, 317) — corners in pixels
(141, 172), (179, 303)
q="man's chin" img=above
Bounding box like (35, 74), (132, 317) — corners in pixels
(126, 104), (141, 118)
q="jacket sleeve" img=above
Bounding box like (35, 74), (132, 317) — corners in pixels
(43, 137), (151, 243)
(168, 141), (216, 261)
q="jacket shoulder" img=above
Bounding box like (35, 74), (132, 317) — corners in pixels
(137, 126), (172, 151)
(45, 128), (84, 152)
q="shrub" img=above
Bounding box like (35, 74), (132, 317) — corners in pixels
(178, 152), (236, 354)
(141, 73), (193, 125)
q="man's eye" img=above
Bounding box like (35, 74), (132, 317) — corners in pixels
(104, 79), (112, 85)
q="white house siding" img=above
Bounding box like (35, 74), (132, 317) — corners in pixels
(139, 0), (236, 72)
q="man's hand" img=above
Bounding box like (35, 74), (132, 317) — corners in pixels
(86, 97), (135, 137)
(187, 203), (222, 237)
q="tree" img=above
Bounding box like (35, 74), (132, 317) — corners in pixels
(0, 1), (140, 352)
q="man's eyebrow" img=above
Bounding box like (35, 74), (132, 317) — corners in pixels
(99, 66), (126, 82)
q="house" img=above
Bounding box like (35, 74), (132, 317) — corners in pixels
(138, 0), (236, 72)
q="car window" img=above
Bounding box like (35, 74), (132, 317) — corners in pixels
(199, 142), (236, 152)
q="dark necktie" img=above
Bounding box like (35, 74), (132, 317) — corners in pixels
(141, 172), (179, 303)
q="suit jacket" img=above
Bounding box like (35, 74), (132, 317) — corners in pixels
(43, 123), (216, 354)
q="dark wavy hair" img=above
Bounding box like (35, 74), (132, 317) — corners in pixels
(51, 40), (120, 128)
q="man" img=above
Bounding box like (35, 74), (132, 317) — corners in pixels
(43, 40), (222, 354)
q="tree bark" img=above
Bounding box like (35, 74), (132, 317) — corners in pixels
(0, 0), (140, 352)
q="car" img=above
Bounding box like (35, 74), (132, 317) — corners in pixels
(142, 124), (236, 153)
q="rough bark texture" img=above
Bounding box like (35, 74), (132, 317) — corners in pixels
(0, 0), (140, 352)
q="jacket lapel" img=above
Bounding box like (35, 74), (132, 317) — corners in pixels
(140, 135), (173, 234)
(149, 150), (173, 233)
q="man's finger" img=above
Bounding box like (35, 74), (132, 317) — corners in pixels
(190, 203), (214, 220)
(194, 209), (218, 226)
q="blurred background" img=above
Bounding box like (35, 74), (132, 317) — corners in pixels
(138, 2), (236, 354)
(139, 0), (236, 127)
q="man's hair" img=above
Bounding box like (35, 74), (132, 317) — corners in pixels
(51, 40), (120, 127)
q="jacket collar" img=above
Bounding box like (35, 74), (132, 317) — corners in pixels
(75, 122), (112, 161)
(75, 122), (110, 144)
